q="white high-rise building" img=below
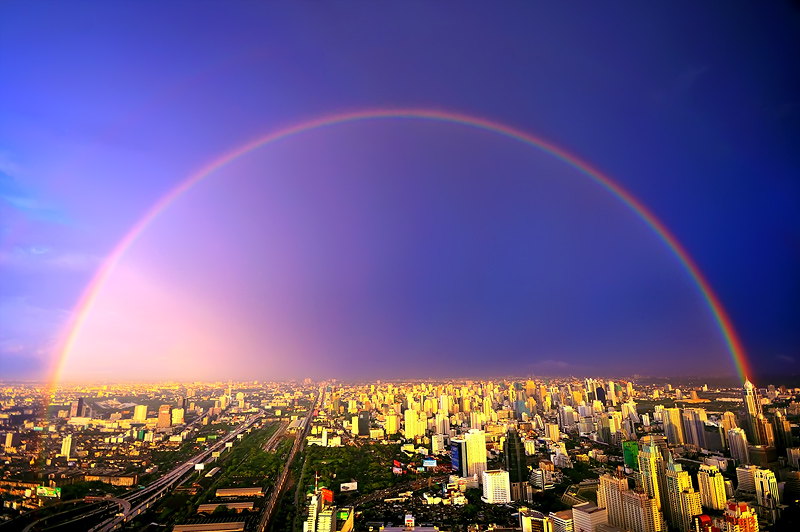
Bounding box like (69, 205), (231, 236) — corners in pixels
(598, 473), (628, 529)
(465, 429), (487, 479)
(697, 465), (726, 511)
(572, 502), (608, 532)
(133, 404), (148, 422)
(171, 408), (184, 425)
(61, 434), (72, 458)
(482, 470), (511, 503)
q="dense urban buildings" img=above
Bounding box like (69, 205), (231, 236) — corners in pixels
(1, 376), (799, 531)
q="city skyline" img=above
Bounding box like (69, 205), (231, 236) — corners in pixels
(1, 3), (798, 383)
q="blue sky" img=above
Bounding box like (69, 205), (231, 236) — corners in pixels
(1, 2), (798, 382)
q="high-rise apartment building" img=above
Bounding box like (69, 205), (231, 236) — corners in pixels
(636, 442), (665, 517)
(549, 510), (574, 532)
(665, 458), (700, 532)
(598, 471), (627, 527)
(622, 489), (665, 532)
(697, 465), (726, 511)
(69, 398), (85, 418)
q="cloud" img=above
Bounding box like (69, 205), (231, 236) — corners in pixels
(776, 354), (795, 364)
(0, 170), (69, 224)
(0, 246), (101, 272)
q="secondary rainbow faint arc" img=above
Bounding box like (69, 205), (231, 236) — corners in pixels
(51, 108), (750, 386)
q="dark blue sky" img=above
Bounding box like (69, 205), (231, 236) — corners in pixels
(1, 2), (798, 382)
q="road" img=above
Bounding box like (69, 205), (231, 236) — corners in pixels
(255, 387), (324, 532)
(262, 420), (289, 452)
(87, 411), (264, 532)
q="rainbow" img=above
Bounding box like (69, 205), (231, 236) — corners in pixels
(50, 108), (749, 387)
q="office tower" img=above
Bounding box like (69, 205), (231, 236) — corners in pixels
(663, 408), (685, 446)
(774, 410), (792, 451)
(357, 411), (370, 437)
(546, 423), (560, 442)
(451, 438), (468, 477)
(572, 502), (608, 532)
(697, 465), (726, 511)
(753, 414), (775, 448)
(549, 510), (574, 532)
(742, 379), (762, 444)
(61, 434), (72, 458)
(465, 429), (488, 479)
(521, 509), (553, 532)
(723, 501), (758, 532)
(157, 404), (171, 428)
(721, 411), (737, 432)
(736, 464), (757, 493)
(69, 398), (85, 418)
(665, 458), (700, 532)
(682, 409), (707, 448)
(598, 471), (628, 529)
(171, 408), (184, 425)
(595, 387), (607, 405)
(133, 405), (148, 423)
(505, 427), (527, 501)
(754, 468), (779, 522)
(482, 470), (511, 503)
(622, 489), (665, 532)
(636, 442), (665, 516)
(559, 405), (575, 432)
(727, 428), (749, 464)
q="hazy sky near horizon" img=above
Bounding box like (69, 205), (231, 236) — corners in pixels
(1, 2), (798, 383)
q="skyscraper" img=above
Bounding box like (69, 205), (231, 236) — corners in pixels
(742, 379), (762, 444)
(451, 438), (468, 477)
(598, 471), (628, 529)
(697, 465), (726, 511)
(465, 429), (488, 479)
(665, 457), (700, 532)
(636, 441), (666, 517)
(681, 408), (707, 449)
(504, 427), (527, 501)
(622, 489), (665, 532)
(728, 428), (749, 465)
(662, 408), (684, 446)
